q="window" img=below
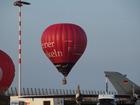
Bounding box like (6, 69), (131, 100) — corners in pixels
(44, 101), (50, 105)
(99, 99), (115, 105)
(19, 101), (24, 105)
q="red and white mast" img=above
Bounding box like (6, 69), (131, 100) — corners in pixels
(18, 0), (22, 97)
(14, 0), (30, 96)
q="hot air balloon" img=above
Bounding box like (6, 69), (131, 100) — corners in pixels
(41, 23), (87, 84)
(0, 50), (15, 93)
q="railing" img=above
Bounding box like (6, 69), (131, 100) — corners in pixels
(0, 87), (117, 96)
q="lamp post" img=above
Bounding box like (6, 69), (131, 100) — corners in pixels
(14, 0), (30, 96)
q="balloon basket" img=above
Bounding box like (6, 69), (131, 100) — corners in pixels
(62, 78), (67, 85)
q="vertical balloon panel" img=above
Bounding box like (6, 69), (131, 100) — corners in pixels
(0, 50), (15, 93)
(41, 23), (87, 84)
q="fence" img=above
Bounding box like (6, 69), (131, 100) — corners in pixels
(0, 87), (117, 96)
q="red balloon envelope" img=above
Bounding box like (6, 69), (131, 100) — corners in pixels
(41, 23), (87, 83)
(0, 50), (15, 93)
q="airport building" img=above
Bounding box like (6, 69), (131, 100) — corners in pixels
(10, 96), (64, 105)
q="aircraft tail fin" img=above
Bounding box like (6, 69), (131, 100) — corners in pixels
(104, 71), (140, 94)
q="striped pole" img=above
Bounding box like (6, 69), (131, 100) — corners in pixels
(14, 0), (30, 96)
(18, 1), (21, 96)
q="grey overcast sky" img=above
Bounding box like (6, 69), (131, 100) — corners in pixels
(0, 0), (140, 92)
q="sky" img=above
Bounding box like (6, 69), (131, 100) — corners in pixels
(0, 0), (140, 92)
